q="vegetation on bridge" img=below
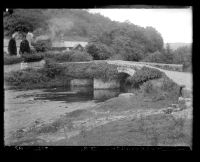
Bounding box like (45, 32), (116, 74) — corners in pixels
(125, 66), (164, 88)
(4, 60), (120, 89)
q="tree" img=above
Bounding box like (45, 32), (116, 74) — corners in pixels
(32, 39), (52, 52)
(143, 26), (164, 53)
(111, 35), (145, 61)
(173, 46), (192, 71)
(163, 43), (174, 64)
(4, 9), (48, 37)
(20, 39), (30, 54)
(142, 51), (166, 63)
(8, 38), (17, 55)
(86, 43), (114, 60)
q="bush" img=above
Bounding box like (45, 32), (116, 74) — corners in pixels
(4, 68), (49, 87)
(69, 51), (93, 62)
(173, 46), (192, 72)
(140, 76), (180, 101)
(126, 66), (163, 87)
(8, 38), (17, 56)
(50, 47), (67, 51)
(40, 59), (65, 78)
(43, 52), (71, 63)
(42, 51), (92, 63)
(86, 43), (114, 60)
(4, 60), (66, 89)
(21, 53), (44, 63)
(4, 55), (23, 65)
(32, 39), (52, 52)
(19, 39), (30, 54)
(109, 54), (125, 60)
(142, 51), (166, 63)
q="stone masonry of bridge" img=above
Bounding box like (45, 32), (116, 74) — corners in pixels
(106, 60), (192, 99)
(17, 60), (192, 98)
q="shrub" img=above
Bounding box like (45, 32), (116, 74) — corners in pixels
(4, 60), (66, 89)
(126, 66), (163, 87)
(69, 51), (93, 62)
(43, 52), (71, 62)
(40, 59), (65, 78)
(8, 38), (17, 56)
(142, 51), (166, 63)
(32, 39), (52, 52)
(21, 53), (44, 62)
(86, 43), (114, 60)
(42, 51), (92, 63)
(140, 75), (180, 101)
(19, 39), (30, 54)
(4, 55), (23, 65)
(50, 47), (67, 51)
(4, 68), (49, 87)
(173, 46), (192, 72)
(109, 54), (125, 60)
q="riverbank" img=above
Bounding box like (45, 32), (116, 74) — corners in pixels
(4, 86), (192, 146)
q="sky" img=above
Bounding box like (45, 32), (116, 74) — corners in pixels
(89, 8), (192, 43)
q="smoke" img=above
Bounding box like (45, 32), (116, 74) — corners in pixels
(48, 17), (74, 40)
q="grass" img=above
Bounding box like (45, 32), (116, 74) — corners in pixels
(140, 75), (180, 102)
(4, 55), (23, 65)
(63, 113), (191, 146)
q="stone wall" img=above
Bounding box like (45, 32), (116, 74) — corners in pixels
(20, 60), (46, 70)
(94, 79), (120, 89)
(136, 62), (183, 72)
(70, 79), (93, 87)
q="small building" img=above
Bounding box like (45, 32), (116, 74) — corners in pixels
(73, 44), (85, 51)
(52, 41), (88, 52)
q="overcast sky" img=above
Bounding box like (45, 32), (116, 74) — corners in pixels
(89, 8), (192, 43)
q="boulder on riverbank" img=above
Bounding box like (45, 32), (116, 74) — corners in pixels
(118, 93), (135, 97)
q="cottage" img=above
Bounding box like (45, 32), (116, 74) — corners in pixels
(52, 41), (88, 51)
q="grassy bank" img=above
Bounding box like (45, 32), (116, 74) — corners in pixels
(8, 78), (188, 146)
(4, 55), (23, 65)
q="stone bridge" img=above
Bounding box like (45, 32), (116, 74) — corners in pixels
(15, 59), (192, 97)
(105, 60), (192, 90)
(106, 60), (192, 98)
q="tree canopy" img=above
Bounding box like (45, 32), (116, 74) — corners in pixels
(4, 9), (48, 37)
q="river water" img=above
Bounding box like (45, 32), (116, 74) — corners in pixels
(4, 85), (133, 144)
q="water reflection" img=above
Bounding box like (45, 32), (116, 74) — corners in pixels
(34, 85), (123, 103)
(93, 89), (120, 101)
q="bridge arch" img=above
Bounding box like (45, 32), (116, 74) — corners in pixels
(117, 66), (136, 76)
(117, 72), (132, 90)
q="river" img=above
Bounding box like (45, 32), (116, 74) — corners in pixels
(4, 85), (132, 144)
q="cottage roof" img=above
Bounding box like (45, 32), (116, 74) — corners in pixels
(35, 35), (50, 41)
(52, 41), (88, 48)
